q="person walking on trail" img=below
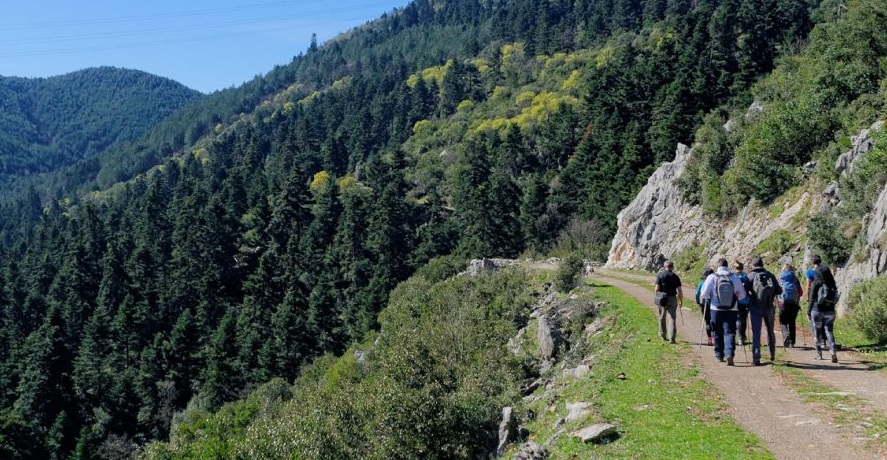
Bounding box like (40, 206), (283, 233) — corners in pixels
(808, 255), (839, 362)
(733, 262), (752, 346)
(654, 260), (683, 343)
(777, 263), (803, 348)
(747, 256), (782, 366)
(695, 268), (714, 346)
(700, 258), (747, 366)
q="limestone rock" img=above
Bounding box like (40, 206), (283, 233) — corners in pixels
(497, 407), (518, 454)
(571, 423), (618, 443)
(835, 120), (884, 176)
(836, 181), (887, 304)
(537, 315), (560, 360)
(565, 401), (591, 422)
(512, 442), (549, 460)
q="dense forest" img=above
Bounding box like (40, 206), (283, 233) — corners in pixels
(0, 0), (859, 457)
(0, 68), (202, 180)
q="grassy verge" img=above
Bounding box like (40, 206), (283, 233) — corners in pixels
(771, 362), (887, 454)
(513, 283), (772, 459)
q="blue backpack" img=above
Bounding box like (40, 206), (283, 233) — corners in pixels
(737, 273), (751, 305)
(779, 271), (799, 303)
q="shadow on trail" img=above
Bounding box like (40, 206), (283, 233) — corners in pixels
(779, 360), (883, 372)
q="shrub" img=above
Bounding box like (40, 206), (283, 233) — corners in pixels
(555, 253), (584, 293)
(807, 214), (851, 265)
(757, 229), (794, 257)
(413, 254), (467, 283)
(846, 275), (887, 344)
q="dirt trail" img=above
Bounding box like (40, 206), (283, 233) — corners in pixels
(593, 268), (885, 460)
(599, 268), (887, 413)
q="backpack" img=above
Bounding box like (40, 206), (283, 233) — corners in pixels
(715, 275), (735, 308)
(779, 271), (799, 303)
(695, 281), (704, 306)
(752, 271), (780, 307)
(816, 284), (838, 311)
(737, 273), (752, 305)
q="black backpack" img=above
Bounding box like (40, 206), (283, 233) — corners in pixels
(816, 284), (838, 311)
(752, 271), (781, 307)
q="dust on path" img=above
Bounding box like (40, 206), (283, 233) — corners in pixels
(592, 268), (885, 460)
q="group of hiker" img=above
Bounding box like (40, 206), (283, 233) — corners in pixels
(653, 255), (840, 366)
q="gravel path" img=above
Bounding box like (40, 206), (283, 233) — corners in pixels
(594, 268), (885, 460)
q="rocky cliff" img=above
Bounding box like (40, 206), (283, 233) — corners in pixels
(607, 119), (887, 312)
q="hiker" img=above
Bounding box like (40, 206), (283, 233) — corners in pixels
(805, 264), (826, 347)
(654, 259), (683, 343)
(733, 262), (752, 346)
(777, 263), (803, 348)
(808, 255), (839, 362)
(700, 258), (747, 365)
(695, 268), (714, 346)
(747, 256), (782, 365)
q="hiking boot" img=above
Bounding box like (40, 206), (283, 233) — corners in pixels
(726, 356), (734, 366)
(769, 353), (776, 361)
(670, 339), (676, 344)
(716, 356), (724, 362)
(814, 352), (823, 361)
(752, 360), (762, 366)
(831, 352), (838, 363)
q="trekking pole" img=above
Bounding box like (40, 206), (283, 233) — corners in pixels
(699, 304), (707, 350)
(679, 304), (685, 326)
(742, 341), (749, 364)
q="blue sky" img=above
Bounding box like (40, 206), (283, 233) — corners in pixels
(0, 0), (410, 93)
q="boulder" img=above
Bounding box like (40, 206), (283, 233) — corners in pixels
(497, 407), (518, 454)
(571, 423), (618, 443)
(565, 401), (591, 422)
(537, 315), (560, 360)
(513, 442), (549, 460)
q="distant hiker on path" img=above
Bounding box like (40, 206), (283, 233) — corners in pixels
(808, 255), (839, 363)
(701, 258), (747, 366)
(777, 263), (803, 348)
(747, 256), (781, 366)
(733, 262), (752, 346)
(695, 268), (714, 346)
(654, 259), (683, 343)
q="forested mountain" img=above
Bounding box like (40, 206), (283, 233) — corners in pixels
(0, 67), (202, 180)
(0, 0), (835, 457)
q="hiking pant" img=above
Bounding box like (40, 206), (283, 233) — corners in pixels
(699, 302), (712, 338)
(811, 309), (836, 354)
(737, 304), (749, 342)
(711, 309), (738, 360)
(658, 295), (678, 341)
(750, 305), (776, 361)
(779, 301), (800, 346)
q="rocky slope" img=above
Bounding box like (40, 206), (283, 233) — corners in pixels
(606, 117), (887, 312)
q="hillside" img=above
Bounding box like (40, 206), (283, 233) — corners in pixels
(0, 0), (845, 457)
(607, 0), (887, 315)
(0, 67), (202, 180)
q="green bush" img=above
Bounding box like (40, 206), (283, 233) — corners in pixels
(413, 254), (467, 282)
(757, 229), (794, 257)
(846, 275), (887, 344)
(807, 214), (851, 265)
(555, 253), (584, 293)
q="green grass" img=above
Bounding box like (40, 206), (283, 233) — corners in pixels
(771, 362), (887, 453)
(513, 283), (772, 459)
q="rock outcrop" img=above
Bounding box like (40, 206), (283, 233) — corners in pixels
(607, 118), (887, 314)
